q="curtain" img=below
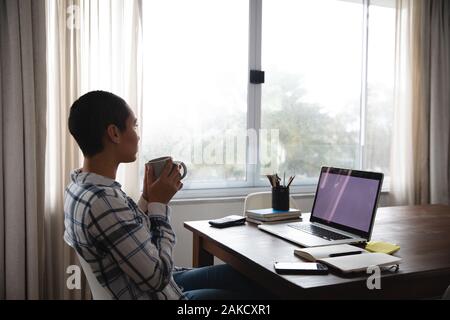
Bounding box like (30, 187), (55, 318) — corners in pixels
(0, 0), (47, 299)
(79, 0), (143, 200)
(45, 0), (143, 299)
(390, 0), (450, 205)
(428, 1), (450, 205)
(45, 0), (86, 300)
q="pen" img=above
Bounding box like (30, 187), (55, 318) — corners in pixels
(287, 176), (295, 188)
(329, 251), (363, 257)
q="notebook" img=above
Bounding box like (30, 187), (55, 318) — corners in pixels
(294, 244), (367, 261)
(246, 208), (301, 220)
(294, 244), (401, 273)
(246, 216), (302, 225)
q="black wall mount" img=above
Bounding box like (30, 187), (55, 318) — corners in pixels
(250, 70), (265, 84)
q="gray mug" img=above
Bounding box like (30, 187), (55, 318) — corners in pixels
(146, 156), (187, 180)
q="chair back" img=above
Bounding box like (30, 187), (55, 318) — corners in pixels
(443, 285), (450, 300)
(77, 253), (112, 300)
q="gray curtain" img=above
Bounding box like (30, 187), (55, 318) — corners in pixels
(391, 0), (450, 205)
(427, 0), (450, 204)
(0, 0), (47, 299)
(415, 0), (450, 204)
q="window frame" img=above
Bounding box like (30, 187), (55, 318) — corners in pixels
(174, 0), (393, 199)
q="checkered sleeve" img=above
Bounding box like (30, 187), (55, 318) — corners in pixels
(137, 195), (148, 213)
(87, 193), (175, 293)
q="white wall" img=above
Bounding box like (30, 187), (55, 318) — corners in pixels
(170, 193), (391, 267)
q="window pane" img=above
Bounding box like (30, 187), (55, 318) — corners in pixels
(364, 1), (395, 176)
(261, 0), (364, 183)
(141, 0), (249, 188)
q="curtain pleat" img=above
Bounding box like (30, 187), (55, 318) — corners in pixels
(0, 0), (47, 300)
(429, 0), (450, 205)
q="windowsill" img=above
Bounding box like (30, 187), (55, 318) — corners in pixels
(171, 192), (316, 205)
(171, 186), (391, 205)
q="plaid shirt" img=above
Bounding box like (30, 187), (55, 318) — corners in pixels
(64, 169), (185, 300)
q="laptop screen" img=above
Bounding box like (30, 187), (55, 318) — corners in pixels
(310, 167), (383, 237)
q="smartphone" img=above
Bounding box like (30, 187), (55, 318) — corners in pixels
(273, 262), (329, 275)
(208, 215), (246, 228)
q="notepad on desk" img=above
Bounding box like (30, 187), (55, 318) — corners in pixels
(294, 244), (401, 273)
(365, 241), (400, 254)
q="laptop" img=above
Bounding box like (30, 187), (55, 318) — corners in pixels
(258, 166), (384, 247)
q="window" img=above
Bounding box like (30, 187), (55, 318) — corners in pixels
(261, 0), (364, 185)
(364, 0), (396, 176)
(140, 0), (396, 196)
(141, 0), (249, 189)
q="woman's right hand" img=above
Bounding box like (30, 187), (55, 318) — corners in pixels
(143, 159), (183, 204)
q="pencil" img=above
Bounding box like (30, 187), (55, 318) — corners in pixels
(266, 175), (273, 187)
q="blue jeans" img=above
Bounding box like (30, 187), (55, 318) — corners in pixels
(173, 264), (272, 300)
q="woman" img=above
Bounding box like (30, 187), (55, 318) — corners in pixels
(63, 90), (271, 300)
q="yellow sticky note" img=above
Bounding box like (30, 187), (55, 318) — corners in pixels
(365, 241), (400, 254)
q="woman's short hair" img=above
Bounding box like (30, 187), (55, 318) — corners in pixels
(68, 91), (130, 157)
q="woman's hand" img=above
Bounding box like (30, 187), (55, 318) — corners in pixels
(142, 159), (183, 204)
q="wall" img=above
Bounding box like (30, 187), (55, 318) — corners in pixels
(170, 193), (391, 267)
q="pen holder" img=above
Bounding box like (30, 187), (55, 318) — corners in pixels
(272, 186), (289, 211)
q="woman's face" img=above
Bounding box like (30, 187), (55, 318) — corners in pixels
(117, 109), (140, 163)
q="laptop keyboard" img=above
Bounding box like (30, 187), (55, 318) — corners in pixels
(288, 224), (351, 241)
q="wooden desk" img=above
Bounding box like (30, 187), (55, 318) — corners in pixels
(184, 205), (450, 299)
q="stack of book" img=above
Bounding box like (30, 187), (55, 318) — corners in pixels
(245, 208), (301, 225)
